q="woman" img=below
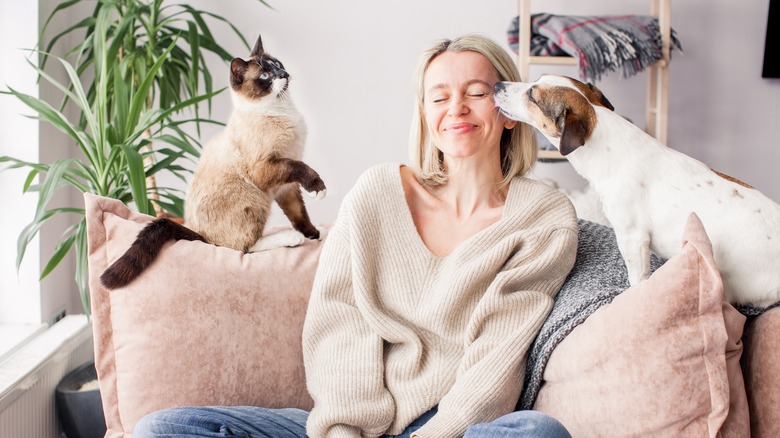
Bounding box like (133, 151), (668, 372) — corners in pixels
(135, 34), (577, 438)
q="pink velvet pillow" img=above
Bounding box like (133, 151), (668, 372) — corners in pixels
(85, 194), (319, 437)
(534, 213), (749, 437)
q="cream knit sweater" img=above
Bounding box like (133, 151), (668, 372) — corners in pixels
(302, 164), (578, 438)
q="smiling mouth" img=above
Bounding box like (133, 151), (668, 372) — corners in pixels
(445, 123), (478, 133)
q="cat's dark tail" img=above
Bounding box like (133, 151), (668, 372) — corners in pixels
(100, 218), (207, 289)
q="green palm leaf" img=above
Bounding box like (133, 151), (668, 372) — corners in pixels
(4, 0), (275, 317)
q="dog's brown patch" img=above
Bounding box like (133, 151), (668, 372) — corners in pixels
(567, 78), (615, 111)
(712, 169), (753, 189)
(532, 85), (597, 155)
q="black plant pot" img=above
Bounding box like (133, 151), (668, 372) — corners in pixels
(55, 361), (107, 438)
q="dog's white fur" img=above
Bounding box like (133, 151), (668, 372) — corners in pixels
(495, 74), (780, 306)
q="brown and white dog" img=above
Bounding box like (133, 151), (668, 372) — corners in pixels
(494, 74), (780, 307)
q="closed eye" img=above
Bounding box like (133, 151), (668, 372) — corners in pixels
(527, 87), (537, 105)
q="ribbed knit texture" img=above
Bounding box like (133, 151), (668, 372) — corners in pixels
(302, 163), (578, 438)
(517, 220), (665, 410)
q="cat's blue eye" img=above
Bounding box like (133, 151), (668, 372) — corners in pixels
(259, 72), (270, 80)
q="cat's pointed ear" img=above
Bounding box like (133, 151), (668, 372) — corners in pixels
(230, 58), (249, 86)
(250, 34), (264, 58)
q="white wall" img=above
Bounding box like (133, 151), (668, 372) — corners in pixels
(0, 1), (42, 323)
(180, 0), (525, 225)
(0, 0), (87, 323)
(177, 0), (779, 228)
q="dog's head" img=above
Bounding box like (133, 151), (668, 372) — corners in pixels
(493, 75), (614, 156)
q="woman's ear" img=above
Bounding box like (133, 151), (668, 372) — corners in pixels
(504, 119), (517, 130)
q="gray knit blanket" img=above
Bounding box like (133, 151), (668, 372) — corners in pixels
(517, 220), (665, 410)
(507, 13), (682, 82)
(517, 220), (779, 410)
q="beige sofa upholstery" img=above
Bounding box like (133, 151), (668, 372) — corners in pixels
(85, 193), (780, 438)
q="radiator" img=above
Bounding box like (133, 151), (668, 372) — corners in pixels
(0, 316), (94, 438)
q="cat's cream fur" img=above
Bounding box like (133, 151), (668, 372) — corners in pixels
(100, 34), (325, 289)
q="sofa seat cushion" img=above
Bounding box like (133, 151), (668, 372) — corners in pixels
(744, 306), (780, 437)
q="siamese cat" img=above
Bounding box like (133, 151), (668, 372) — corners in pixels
(100, 34), (326, 289)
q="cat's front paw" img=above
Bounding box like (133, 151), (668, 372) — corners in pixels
(305, 188), (327, 200)
(302, 176), (326, 199)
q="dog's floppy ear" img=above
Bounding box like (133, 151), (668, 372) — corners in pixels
(535, 85), (597, 155)
(557, 106), (595, 156)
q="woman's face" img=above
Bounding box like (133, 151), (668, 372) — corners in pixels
(423, 51), (516, 162)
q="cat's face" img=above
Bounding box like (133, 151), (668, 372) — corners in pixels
(230, 34), (290, 100)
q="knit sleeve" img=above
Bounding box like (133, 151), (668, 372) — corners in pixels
(412, 225), (578, 438)
(302, 193), (396, 438)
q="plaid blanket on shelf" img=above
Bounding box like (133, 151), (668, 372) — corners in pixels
(508, 13), (682, 82)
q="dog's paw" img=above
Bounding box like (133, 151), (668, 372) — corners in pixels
(248, 229), (306, 252)
(306, 188), (327, 200)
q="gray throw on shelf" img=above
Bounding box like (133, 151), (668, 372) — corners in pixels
(507, 13), (682, 82)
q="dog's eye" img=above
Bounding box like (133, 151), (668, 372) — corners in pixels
(527, 88), (537, 104)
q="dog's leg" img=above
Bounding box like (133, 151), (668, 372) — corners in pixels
(614, 229), (652, 285)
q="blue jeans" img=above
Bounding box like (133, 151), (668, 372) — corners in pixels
(134, 406), (571, 438)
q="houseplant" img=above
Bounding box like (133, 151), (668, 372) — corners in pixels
(0, 0), (272, 317)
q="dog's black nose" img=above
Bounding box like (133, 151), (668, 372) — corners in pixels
(494, 82), (507, 93)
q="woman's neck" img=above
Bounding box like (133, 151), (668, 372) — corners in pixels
(432, 160), (507, 217)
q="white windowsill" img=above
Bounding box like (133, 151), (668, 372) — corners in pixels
(0, 323), (46, 367)
(0, 315), (91, 411)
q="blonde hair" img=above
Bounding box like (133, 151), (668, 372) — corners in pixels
(408, 34), (537, 187)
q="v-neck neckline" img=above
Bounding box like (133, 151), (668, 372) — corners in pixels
(392, 165), (517, 260)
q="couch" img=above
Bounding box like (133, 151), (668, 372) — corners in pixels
(84, 193), (780, 438)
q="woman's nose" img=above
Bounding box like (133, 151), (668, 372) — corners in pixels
(447, 96), (468, 116)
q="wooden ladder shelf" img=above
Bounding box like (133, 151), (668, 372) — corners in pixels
(516, 0), (672, 160)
